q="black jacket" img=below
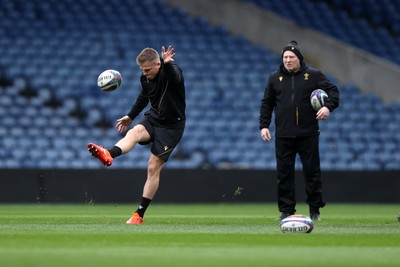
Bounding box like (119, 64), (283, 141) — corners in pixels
(259, 63), (339, 137)
(128, 59), (186, 128)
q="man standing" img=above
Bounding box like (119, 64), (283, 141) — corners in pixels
(259, 41), (339, 221)
(88, 45), (186, 224)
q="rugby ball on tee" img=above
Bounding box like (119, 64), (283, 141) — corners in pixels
(97, 69), (122, 91)
(310, 89), (328, 111)
(280, 214), (314, 233)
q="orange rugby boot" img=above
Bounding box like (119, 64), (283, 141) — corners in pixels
(87, 143), (113, 166)
(126, 212), (144, 225)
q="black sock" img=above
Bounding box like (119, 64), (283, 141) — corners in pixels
(135, 197), (152, 218)
(108, 146), (122, 158)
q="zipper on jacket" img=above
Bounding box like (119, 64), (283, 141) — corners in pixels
(291, 76), (295, 103)
(150, 80), (169, 115)
(291, 76), (298, 126)
(158, 80), (169, 110)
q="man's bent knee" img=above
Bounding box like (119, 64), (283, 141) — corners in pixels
(126, 124), (150, 142)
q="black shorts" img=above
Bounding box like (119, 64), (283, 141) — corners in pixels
(138, 117), (184, 162)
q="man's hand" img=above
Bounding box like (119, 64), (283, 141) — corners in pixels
(115, 115), (132, 133)
(316, 106), (330, 120)
(260, 128), (272, 142)
(162, 45), (175, 64)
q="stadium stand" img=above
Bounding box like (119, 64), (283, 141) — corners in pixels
(247, 0), (400, 66)
(0, 0), (399, 170)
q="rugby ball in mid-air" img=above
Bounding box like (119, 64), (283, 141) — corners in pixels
(97, 69), (122, 91)
(280, 214), (314, 233)
(310, 89), (328, 111)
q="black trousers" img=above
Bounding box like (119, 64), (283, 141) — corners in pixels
(275, 135), (326, 213)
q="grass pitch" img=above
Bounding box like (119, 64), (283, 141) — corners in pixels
(0, 203), (399, 267)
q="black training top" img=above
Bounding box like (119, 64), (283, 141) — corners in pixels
(128, 59), (186, 128)
(259, 63), (339, 138)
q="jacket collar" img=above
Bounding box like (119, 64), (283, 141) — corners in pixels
(279, 62), (308, 75)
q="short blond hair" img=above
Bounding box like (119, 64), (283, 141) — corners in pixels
(136, 48), (160, 65)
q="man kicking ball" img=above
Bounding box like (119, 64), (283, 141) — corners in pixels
(88, 45), (186, 224)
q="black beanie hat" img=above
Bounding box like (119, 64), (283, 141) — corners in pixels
(281, 40), (304, 62)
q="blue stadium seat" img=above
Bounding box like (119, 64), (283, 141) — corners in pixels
(0, 0), (399, 170)
(247, 0), (400, 66)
